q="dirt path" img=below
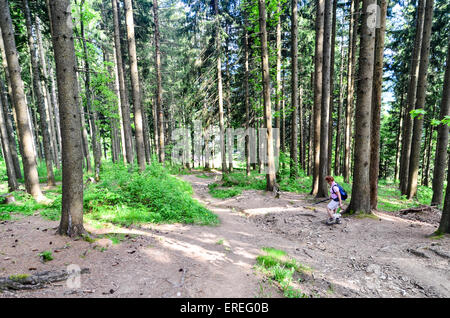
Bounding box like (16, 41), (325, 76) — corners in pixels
(0, 172), (449, 298)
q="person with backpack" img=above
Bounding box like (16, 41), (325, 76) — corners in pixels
(324, 176), (347, 225)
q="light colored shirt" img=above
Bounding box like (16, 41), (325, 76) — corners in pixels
(330, 182), (340, 200)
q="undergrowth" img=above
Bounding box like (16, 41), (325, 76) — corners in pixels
(83, 162), (219, 226)
(203, 153), (437, 213)
(255, 247), (310, 298)
(0, 161), (218, 227)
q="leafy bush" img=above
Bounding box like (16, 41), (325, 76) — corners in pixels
(83, 162), (219, 226)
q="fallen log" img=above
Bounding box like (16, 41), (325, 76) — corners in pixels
(0, 268), (90, 291)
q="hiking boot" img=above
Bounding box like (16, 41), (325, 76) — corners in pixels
(326, 218), (335, 225)
(335, 217), (342, 224)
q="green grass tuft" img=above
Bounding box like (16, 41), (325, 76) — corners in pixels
(39, 250), (53, 262)
(255, 247), (309, 298)
(8, 274), (30, 282)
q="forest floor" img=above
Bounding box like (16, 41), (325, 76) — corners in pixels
(0, 170), (449, 298)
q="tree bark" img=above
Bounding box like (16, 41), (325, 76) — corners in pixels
(258, 0), (276, 191)
(275, 2), (282, 161)
(422, 113), (434, 187)
(438, 153), (450, 234)
(124, 0), (145, 172)
(78, 0), (101, 179)
(431, 36), (450, 206)
(406, 0), (434, 199)
(0, 0), (43, 200)
(334, 32), (345, 176)
(35, 17), (60, 170)
(244, 17), (251, 176)
(327, 0), (337, 176)
(0, 72), (21, 179)
(112, 0), (133, 165)
(311, 0), (325, 195)
(23, 0), (56, 187)
(214, 0), (227, 174)
(400, 0), (425, 194)
(225, 24), (233, 172)
(153, 0), (165, 165)
(290, 0), (299, 179)
(299, 82), (305, 171)
(48, 0), (85, 237)
(317, 0), (332, 198)
(344, 0), (376, 215)
(394, 90), (405, 181)
(370, 0), (388, 210)
(0, 86), (18, 191)
(344, 0), (359, 183)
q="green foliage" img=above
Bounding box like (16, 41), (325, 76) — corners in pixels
(8, 274), (30, 282)
(207, 171), (266, 198)
(0, 190), (61, 221)
(83, 162), (219, 226)
(0, 157), (6, 182)
(16, 161), (62, 184)
(255, 247), (309, 298)
(410, 109), (426, 120)
(39, 250), (53, 262)
(208, 183), (242, 199)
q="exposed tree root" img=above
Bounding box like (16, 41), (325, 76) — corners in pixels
(398, 205), (440, 215)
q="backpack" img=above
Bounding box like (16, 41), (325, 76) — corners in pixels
(332, 183), (348, 201)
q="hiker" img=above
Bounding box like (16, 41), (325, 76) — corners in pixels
(325, 176), (344, 225)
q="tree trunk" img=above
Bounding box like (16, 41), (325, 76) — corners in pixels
(48, 0), (85, 237)
(124, 0), (145, 172)
(311, 0), (325, 195)
(317, 0), (332, 198)
(152, 96), (159, 159)
(344, 0), (376, 215)
(394, 90), (405, 181)
(369, 0), (387, 210)
(34, 16), (61, 169)
(431, 36), (450, 206)
(299, 83), (305, 171)
(111, 48), (126, 163)
(290, 0), (299, 179)
(334, 32), (345, 176)
(281, 68), (286, 154)
(244, 17), (251, 176)
(48, 62), (62, 163)
(406, 0), (434, 199)
(258, 0), (276, 191)
(327, 0), (337, 176)
(153, 0), (165, 165)
(422, 114), (434, 187)
(78, 0), (101, 179)
(225, 24), (233, 173)
(344, 0), (359, 183)
(400, 0), (425, 194)
(438, 153), (450, 234)
(0, 86), (17, 191)
(0, 73), (21, 179)
(23, 0), (55, 187)
(112, 0), (133, 165)
(275, 2), (282, 175)
(214, 0), (227, 174)
(0, 0), (43, 200)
